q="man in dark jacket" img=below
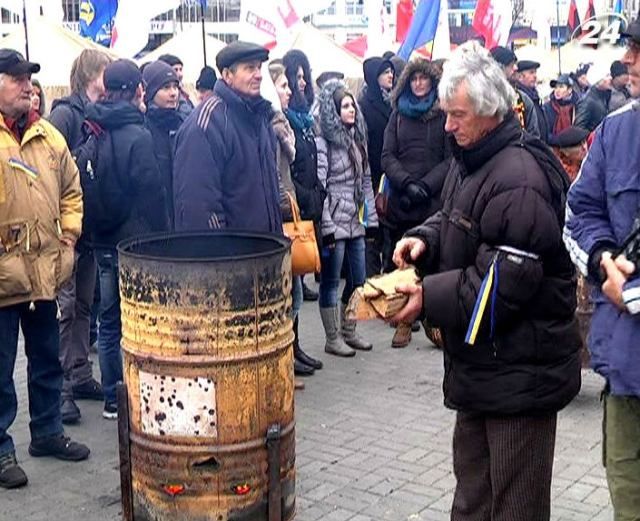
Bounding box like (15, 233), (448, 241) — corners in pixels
(490, 46), (541, 138)
(143, 61), (185, 230)
(391, 42), (581, 521)
(49, 48), (112, 425)
(359, 56), (394, 276)
(173, 41), (281, 233)
(87, 59), (167, 420)
(608, 60), (631, 112)
(515, 59), (548, 140)
(574, 62), (612, 131)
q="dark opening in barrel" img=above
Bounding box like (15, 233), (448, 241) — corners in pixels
(118, 232), (295, 521)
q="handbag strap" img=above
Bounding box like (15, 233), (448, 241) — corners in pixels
(285, 191), (301, 223)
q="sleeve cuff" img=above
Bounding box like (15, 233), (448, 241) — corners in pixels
(422, 270), (462, 329)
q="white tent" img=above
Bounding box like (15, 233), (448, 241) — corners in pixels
(271, 24), (364, 80)
(138, 27), (226, 86)
(0, 18), (117, 88)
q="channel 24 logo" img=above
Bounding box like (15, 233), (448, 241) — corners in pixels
(572, 12), (628, 47)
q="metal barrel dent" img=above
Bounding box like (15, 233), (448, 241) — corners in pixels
(118, 232), (296, 521)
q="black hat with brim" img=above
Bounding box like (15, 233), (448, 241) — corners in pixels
(549, 126), (590, 148)
(517, 60), (541, 73)
(0, 49), (40, 76)
(216, 41), (269, 73)
(550, 74), (573, 88)
(490, 46), (517, 66)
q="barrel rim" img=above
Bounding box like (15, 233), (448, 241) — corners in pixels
(117, 231), (291, 263)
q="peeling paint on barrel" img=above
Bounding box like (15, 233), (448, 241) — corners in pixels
(118, 233), (296, 521)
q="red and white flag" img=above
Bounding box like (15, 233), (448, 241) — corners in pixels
(472, 0), (512, 50)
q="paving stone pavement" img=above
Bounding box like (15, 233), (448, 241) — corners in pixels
(2, 295), (613, 521)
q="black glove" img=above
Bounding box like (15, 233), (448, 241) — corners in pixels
(405, 182), (431, 204)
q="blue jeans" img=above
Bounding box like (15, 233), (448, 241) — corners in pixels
(292, 275), (303, 318)
(319, 237), (366, 308)
(95, 248), (123, 405)
(0, 301), (64, 456)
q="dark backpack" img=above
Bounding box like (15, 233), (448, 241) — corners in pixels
(72, 120), (132, 234)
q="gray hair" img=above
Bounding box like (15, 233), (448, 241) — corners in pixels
(438, 41), (516, 120)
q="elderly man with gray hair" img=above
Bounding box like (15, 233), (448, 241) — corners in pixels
(390, 41), (581, 520)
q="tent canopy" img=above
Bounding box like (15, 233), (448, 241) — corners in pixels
(0, 18), (117, 88)
(137, 27), (226, 86)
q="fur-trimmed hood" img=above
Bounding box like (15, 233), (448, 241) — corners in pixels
(283, 49), (314, 111)
(391, 58), (441, 111)
(316, 79), (367, 149)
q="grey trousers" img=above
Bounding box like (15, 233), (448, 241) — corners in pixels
(58, 246), (97, 400)
(451, 411), (557, 521)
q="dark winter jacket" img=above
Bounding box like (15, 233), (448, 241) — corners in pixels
(286, 109), (326, 222)
(85, 100), (168, 248)
(381, 59), (451, 230)
(358, 57), (393, 191)
(173, 80), (282, 234)
(608, 84), (631, 112)
(144, 105), (186, 230)
(517, 82), (548, 141)
(574, 86), (611, 132)
(49, 92), (89, 150)
(407, 113), (581, 415)
(542, 91), (580, 141)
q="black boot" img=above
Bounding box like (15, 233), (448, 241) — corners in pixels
(294, 358), (315, 376)
(293, 316), (323, 369)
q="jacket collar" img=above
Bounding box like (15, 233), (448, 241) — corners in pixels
(0, 110), (45, 145)
(214, 80), (272, 120)
(452, 112), (522, 175)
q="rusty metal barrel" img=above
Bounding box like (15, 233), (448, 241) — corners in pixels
(117, 231), (295, 521)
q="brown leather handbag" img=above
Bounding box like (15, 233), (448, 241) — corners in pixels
(282, 192), (321, 275)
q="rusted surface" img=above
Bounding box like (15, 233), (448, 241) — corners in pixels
(118, 233), (296, 521)
(117, 383), (134, 521)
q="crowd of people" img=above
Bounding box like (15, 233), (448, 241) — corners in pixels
(0, 17), (639, 521)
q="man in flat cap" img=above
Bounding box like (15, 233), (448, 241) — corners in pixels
(490, 46), (541, 138)
(514, 59), (548, 140)
(173, 41), (282, 234)
(564, 17), (640, 519)
(542, 74), (580, 142)
(0, 49), (90, 489)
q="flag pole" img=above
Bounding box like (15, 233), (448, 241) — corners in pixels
(22, 0), (29, 60)
(201, 1), (207, 67)
(556, 0), (561, 74)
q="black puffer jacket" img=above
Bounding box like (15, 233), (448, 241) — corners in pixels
(407, 114), (581, 415)
(381, 59), (450, 230)
(49, 92), (89, 150)
(358, 57), (393, 191)
(574, 86), (611, 131)
(86, 100), (169, 248)
(145, 106), (186, 230)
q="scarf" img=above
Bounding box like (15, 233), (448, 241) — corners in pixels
(147, 104), (184, 132)
(397, 89), (436, 119)
(517, 82), (541, 105)
(345, 126), (365, 206)
(4, 110), (40, 142)
(550, 95), (574, 136)
(381, 88), (392, 106)
(286, 108), (315, 131)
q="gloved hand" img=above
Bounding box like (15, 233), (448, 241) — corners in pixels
(405, 182), (431, 204)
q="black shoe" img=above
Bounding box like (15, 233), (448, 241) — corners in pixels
(293, 316), (323, 370)
(72, 378), (104, 401)
(28, 434), (90, 461)
(294, 359), (315, 376)
(103, 402), (117, 420)
(302, 282), (319, 302)
(411, 320), (421, 332)
(61, 399), (81, 425)
(0, 452), (27, 489)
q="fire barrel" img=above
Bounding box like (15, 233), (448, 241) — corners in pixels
(117, 232), (296, 521)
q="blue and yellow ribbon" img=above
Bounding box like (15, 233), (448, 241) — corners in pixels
(8, 158), (38, 180)
(465, 257), (500, 346)
(358, 199), (369, 227)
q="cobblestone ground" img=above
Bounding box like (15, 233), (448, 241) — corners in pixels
(2, 294), (612, 521)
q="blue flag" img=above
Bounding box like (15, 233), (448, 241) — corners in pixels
(397, 0), (441, 60)
(614, 0), (623, 14)
(79, 0), (118, 46)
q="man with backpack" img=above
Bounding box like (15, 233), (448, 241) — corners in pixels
(82, 59), (167, 420)
(49, 48), (112, 425)
(0, 49), (90, 489)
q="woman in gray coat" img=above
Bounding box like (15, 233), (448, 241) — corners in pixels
(315, 80), (378, 357)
